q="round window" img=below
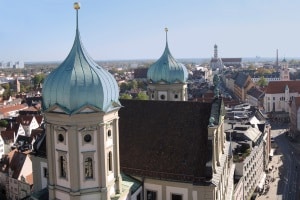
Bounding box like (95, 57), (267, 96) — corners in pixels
(84, 134), (92, 142)
(160, 94), (165, 100)
(58, 134), (64, 142)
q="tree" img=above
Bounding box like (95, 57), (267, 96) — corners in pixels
(128, 80), (138, 90)
(119, 82), (128, 93)
(256, 67), (273, 75)
(0, 119), (8, 127)
(2, 83), (11, 99)
(32, 74), (45, 87)
(135, 92), (149, 100)
(119, 93), (132, 99)
(257, 76), (268, 87)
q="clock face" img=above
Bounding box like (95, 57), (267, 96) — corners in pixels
(84, 134), (92, 143)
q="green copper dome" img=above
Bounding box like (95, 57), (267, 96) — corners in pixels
(147, 28), (188, 84)
(42, 8), (120, 114)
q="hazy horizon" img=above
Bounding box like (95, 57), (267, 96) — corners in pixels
(2, 1), (300, 62)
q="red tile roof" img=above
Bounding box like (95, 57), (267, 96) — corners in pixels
(265, 81), (300, 94)
(1, 130), (14, 143)
(16, 116), (34, 126)
(0, 104), (28, 116)
(34, 115), (43, 125)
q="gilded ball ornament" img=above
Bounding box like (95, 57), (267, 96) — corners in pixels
(74, 2), (81, 10)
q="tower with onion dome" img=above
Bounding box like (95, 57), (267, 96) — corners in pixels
(42, 3), (122, 200)
(147, 28), (188, 101)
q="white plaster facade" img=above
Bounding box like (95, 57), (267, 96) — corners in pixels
(148, 83), (188, 101)
(46, 108), (123, 200)
(7, 154), (32, 200)
(264, 90), (298, 113)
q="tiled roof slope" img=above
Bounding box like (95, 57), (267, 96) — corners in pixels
(265, 81), (300, 94)
(235, 72), (249, 88)
(247, 87), (264, 99)
(119, 99), (213, 184)
(10, 150), (27, 179)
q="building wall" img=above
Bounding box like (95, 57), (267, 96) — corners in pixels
(143, 179), (215, 200)
(148, 83), (188, 101)
(233, 178), (244, 200)
(234, 139), (264, 200)
(225, 78), (235, 93)
(0, 137), (4, 158)
(246, 95), (259, 107)
(264, 92), (299, 113)
(31, 156), (48, 193)
(46, 110), (122, 200)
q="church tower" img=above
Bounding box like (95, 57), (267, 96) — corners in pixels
(214, 44), (218, 59)
(147, 28), (188, 101)
(280, 58), (290, 81)
(42, 3), (122, 200)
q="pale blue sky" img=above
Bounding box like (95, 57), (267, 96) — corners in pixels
(1, 0), (300, 62)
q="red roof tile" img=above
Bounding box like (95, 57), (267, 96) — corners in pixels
(0, 104), (28, 116)
(265, 81), (300, 94)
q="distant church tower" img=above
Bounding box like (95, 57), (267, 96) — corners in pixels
(210, 44), (224, 71)
(147, 28), (188, 101)
(214, 44), (218, 59)
(42, 3), (122, 200)
(280, 58), (290, 81)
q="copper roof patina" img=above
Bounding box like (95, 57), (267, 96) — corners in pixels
(147, 28), (188, 84)
(42, 5), (120, 114)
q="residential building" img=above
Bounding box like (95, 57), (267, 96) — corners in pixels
(290, 97), (300, 138)
(225, 104), (270, 200)
(234, 72), (254, 102)
(0, 104), (28, 119)
(264, 81), (300, 115)
(251, 72), (280, 83)
(16, 115), (40, 136)
(7, 149), (33, 200)
(246, 87), (264, 108)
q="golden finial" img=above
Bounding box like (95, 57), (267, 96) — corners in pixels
(74, 2), (81, 10)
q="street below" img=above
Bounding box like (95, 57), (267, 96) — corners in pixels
(257, 122), (300, 200)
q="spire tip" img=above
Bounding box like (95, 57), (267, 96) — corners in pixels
(74, 2), (81, 10)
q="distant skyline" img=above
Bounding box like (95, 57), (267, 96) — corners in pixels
(1, 0), (300, 62)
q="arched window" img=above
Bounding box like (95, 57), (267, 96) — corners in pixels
(85, 157), (93, 179)
(108, 152), (113, 172)
(60, 155), (67, 178)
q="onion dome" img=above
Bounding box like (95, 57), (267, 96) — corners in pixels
(147, 28), (188, 84)
(42, 3), (120, 114)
